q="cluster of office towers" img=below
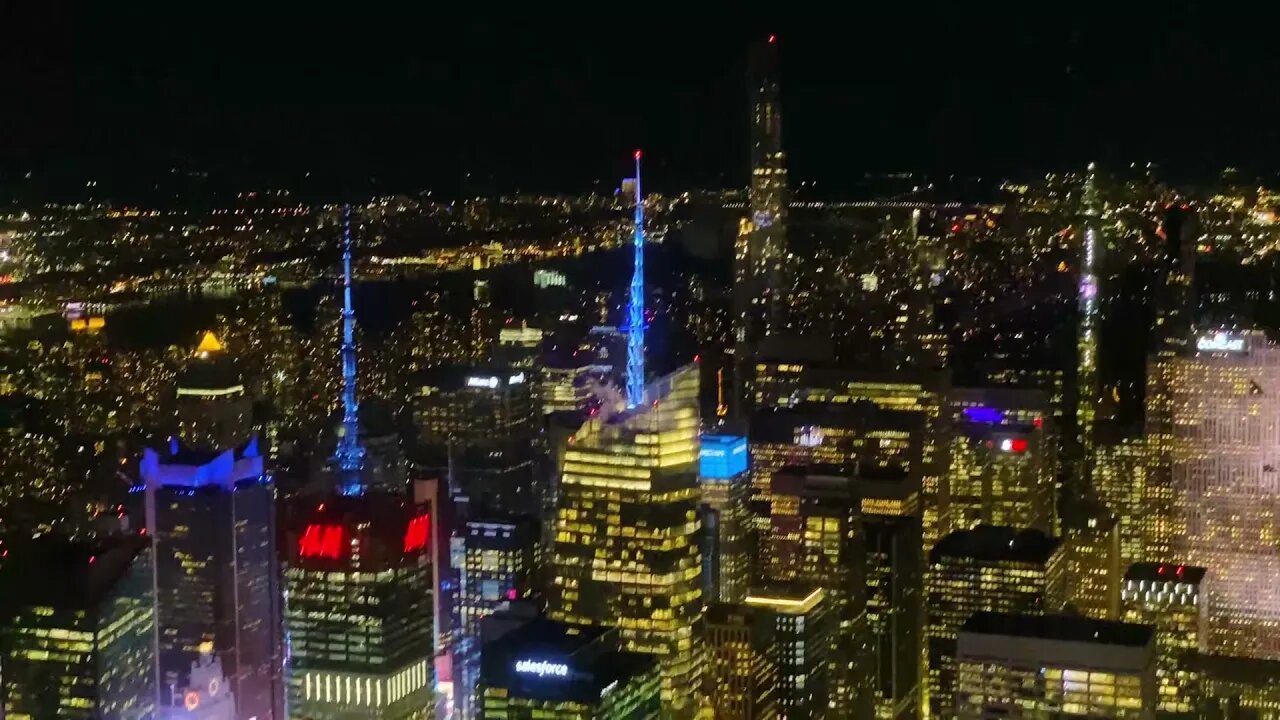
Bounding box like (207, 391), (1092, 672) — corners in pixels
(4, 36), (1280, 720)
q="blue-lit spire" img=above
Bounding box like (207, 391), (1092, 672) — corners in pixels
(626, 150), (646, 409)
(334, 205), (366, 494)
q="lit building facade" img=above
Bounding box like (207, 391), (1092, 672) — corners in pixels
(955, 612), (1156, 718)
(1144, 328), (1280, 658)
(926, 525), (1067, 719)
(139, 438), (284, 720)
(853, 468), (923, 720)
(1095, 436), (1148, 565)
(745, 587), (832, 720)
(1121, 562), (1206, 715)
(766, 465), (873, 718)
(699, 434), (752, 604)
(1197, 653), (1280, 718)
(0, 535), (157, 720)
(546, 365), (703, 718)
(175, 331), (253, 452)
(1062, 509), (1121, 620)
(477, 617), (660, 720)
(454, 517), (540, 720)
(283, 493), (434, 720)
(704, 603), (778, 720)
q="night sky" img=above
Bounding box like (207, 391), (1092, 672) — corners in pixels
(7, 3), (1280, 201)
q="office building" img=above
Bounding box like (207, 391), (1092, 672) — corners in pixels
(766, 465), (873, 717)
(955, 612), (1156, 718)
(1144, 327), (1280, 658)
(139, 437), (284, 720)
(945, 387), (1056, 534)
(159, 649), (236, 719)
(176, 331), (253, 451)
(1076, 165), (1104, 467)
(1196, 653), (1280, 718)
(745, 587), (832, 720)
(853, 467), (923, 720)
(0, 535), (157, 720)
(1122, 562), (1207, 715)
(1062, 508), (1121, 620)
(282, 207), (434, 719)
(704, 603), (778, 720)
(927, 525), (1067, 719)
(546, 364), (703, 717)
(477, 615), (660, 720)
(734, 35), (789, 413)
(454, 516), (541, 720)
(1094, 435), (1148, 565)
(699, 434), (752, 603)
(283, 493), (434, 719)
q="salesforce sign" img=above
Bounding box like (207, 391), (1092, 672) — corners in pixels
(515, 659), (569, 678)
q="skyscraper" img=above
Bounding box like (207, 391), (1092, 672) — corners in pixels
(546, 365), (704, 718)
(735, 35), (789, 413)
(699, 434), (752, 604)
(744, 587), (832, 720)
(1121, 562), (1207, 715)
(0, 535), (157, 720)
(703, 603), (779, 720)
(1062, 508), (1121, 621)
(926, 525), (1067, 719)
(140, 437), (284, 720)
(453, 516), (540, 720)
(282, 207), (435, 719)
(1076, 164), (1103, 470)
(176, 331), (252, 452)
(1144, 327), (1280, 659)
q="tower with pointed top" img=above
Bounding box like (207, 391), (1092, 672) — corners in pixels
(627, 150), (647, 408)
(1077, 165), (1101, 473)
(334, 205), (368, 495)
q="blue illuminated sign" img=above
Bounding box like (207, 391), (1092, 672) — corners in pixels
(700, 435), (747, 479)
(963, 406), (1004, 424)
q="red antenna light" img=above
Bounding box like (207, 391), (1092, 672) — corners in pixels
(768, 34), (777, 43)
(634, 149), (642, 161)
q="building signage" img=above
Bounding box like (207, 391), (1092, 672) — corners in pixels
(299, 524), (345, 559)
(1197, 332), (1245, 353)
(403, 514), (430, 553)
(515, 659), (569, 678)
(467, 376), (500, 389)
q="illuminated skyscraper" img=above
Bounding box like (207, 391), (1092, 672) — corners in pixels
(703, 603), (778, 720)
(954, 612), (1157, 718)
(283, 494), (435, 719)
(765, 465), (874, 718)
(744, 587), (832, 720)
(1144, 328), (1280, 659)
(1121, 562), (1206, 715)
(946, 408), (1053, 535)
(546, 365), (703, 718)
(1062, 508), (1121, 621)
(735, 35), (789, 413)
(852, 468), (923, 720)
(140, 438), (284, 720)
(0, 535), (157, 720)
(282, 210), (434, 719)
(454, 517), (540, 720)
(926, 525), (1067, 719)
(699, 434), (752, 604)
(1076, 164), (1102, 470)
(626, 150), (646, 409)
(1095, 435), (1148, 565)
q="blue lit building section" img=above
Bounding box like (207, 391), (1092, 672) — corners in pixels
(334, 205), (368, 495)
(962, 406), (1005, 424)
(625, 150), (646, 409)
(700, 434), (748, 479)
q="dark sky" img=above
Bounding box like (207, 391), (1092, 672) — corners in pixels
(6, 3), (1280, 201)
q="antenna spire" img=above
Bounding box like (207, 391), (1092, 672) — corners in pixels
(625, 151), (646, 408)
(334, 205), (366, 494)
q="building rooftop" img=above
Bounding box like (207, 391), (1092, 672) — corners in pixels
(961, 611), (1154, 648)
(479, 616), (657, 705)
(745, 586), (826, 615)
(1124, 562), (1207, 585)
(930, 524), (1061, 565)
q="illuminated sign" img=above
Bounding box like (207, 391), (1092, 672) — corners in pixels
(999, 438), (1029, 453)
(963, 406), (1004, 424)
(1197, 332), (1245, 353)
(299, 524), (345, 559)
(508, 372), (525, 385)
(467, 376), (500, 389)
(515, 659), (569, 678)
(403, 514), (430, 553)
(700, 435), (748, 479)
